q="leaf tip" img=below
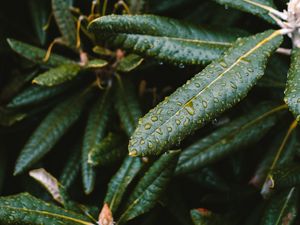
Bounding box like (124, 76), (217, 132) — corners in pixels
(128, 149), (138, 157)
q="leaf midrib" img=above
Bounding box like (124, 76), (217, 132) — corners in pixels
(0, 205), (93, 225)
(143, 30), (281, 145)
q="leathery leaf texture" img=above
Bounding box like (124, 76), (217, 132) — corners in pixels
(82, 88), (112, 194)
(118, 150), (179, 224)
(128, 30), (283, 156)
(175, 102), (283, 175)
(0, 193), (93, 225)
(88, 15), (242, 66)
(104, 156), (143, 214)
(14, 93), (88, 175)
(213, 0), (276, 24)
(285, 48), (300, 121)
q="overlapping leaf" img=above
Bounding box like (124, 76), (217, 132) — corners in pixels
(14, 93), (89, 175)
(0, 193), (93, 225)
(213, 0), (276, 24)
(175, 102), (284, 175)
(104, 156), (143, 214)
(118, 150), (179, 224)
(88, 132), (127, 167)
(261, 188), (298, 225)
(88, 15), (242, 66)
(82, 88), (112, 194)
(52, 0), (77, 48)
(128, 30), (283, 156)
(33, 64), (81, 86)
(116, 54), (144, 72)
(7, 39), (73, 67)
(114, 77), (142, 136)
(285, 48), (300, 121)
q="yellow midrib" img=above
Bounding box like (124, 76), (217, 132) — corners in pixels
(142, 30), (282, 144)
(0, 205), (94, 225)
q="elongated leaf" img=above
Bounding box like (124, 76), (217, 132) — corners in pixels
(0, 193), (93, 225)
(261, 188), (298, 225)
(88, 132), (127, 166)
(175, 102), (284, 175)
(213, 0), (276, 24)
(82, 89), (112, 194)
(117, 54), (144, 72)
(128, 30), (283, 156)
(60, 145), (81, 189)
(33, 64), (81, 86)
(14, 93), (88, 175)
(86, 59), (108, 68)
(52, 0), (76, 48)
(114, 77), (142, 136)
(118, 150), (179, 224)
(7, 82), (72, 108)
(29, 0), (49, 45)
(88, 15), (242, 66)
(7, 39), (73, 67)
(251, 127), (297, 188)
(104, 156), (143, 214)
(285, 48), (300, 121)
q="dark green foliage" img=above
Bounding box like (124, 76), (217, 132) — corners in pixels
(89, 15), (241, 66)
(0, 193), (94, 225)
(104, 156), (143, 214)
(175, 102), (283, 175)
(14, 92), (89, 175)
(7, 39), (73, 66)
(285, 48), (300, 121)
(118, 150), (180, 224)
(2, 1), (300, 225)
(128, 30), (283, 156)
(82, 88), (112, 194)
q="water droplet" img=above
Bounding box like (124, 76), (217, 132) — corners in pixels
(156, 128), (163, 135)
(176, 119), (181, 125)
(212, 118), (218, 125)
(213, 97), (219, 103)
(202, 100), (208, 108)
(179, 63), (185, 69)
(158, 61), (164, 65)
(185, 101), (195, 115)
(148, 141), (153, 148)
(151, 116), (158, 122)
(140, 139), (145, 145)
(167, 127), (172, 132)
(144, 123), (152, 130)
(220, 61), (227, 68)
(195, 83), (201, 88)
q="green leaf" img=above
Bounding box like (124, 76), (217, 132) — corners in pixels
(251, 127), (297, 188)
(104, 156), (143, 214)
(88, 132), (127, 166)
(261, 188), (298, 225)
(114, 76), (142, 136)
(88, 15), (241, 66)
(175, 102), (284, 175)
(82, 88), (112, 194)
(85, 59), (108, 68)
(128, 0), (145, 14)
(213, 0), (276, 24)
(52, 0), (77, 48)
(7, 39), (73, 67)
(33, 64), (81, 86)
(29, 0), (49, 45)
(60, 145), (81, 190)
(0, 193), (93, 225)
(128, 30), (283, 156)
(284, 48), (300, 121)
(14, 93), (88, 175)
(7, 82), (72, 108)
(0, 109), (27, 126)
(118, 150), (179, 224)
(117, 54), (144, 72)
